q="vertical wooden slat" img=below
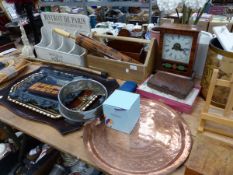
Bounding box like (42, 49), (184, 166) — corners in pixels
(199, 69), (219, 133)
(199, 69), (233, 136)
(224, 73), (233, 116)
(203, 69), (219, 112)
(198, 119), (205, 132)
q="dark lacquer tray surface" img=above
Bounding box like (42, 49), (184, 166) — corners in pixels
(0, 66), (119, 134)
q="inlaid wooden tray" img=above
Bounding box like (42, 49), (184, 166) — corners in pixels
(0, 66), (119, 134)
(83, 98), (192, 175)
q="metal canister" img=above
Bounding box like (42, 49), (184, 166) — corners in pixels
(49, 164), (65, 175)
(201, 38), (233, 107)
(58, 79), (108, 122)
(150, 26), (160, 44)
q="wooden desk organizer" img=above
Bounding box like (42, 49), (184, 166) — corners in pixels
(86, 35), (157, 83)
(199, 69), (233, 137)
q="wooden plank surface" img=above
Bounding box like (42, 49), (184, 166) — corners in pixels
(0, 63), (227, 175)
(0, 99), (200, 174)
(0, 104), (93, 163)
(185, 134), (233, 175)
(0, 96), (203, 175)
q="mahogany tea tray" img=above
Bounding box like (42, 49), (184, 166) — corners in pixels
(83, 98), (192, 174)
(0, 66), (119, 134)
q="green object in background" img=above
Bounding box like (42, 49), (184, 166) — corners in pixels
(44, 6), (51, 12)
(177, 65), (185, 71)
(163, 63), (172, 68)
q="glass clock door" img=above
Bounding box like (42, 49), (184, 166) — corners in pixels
(162, 34), (193, 64)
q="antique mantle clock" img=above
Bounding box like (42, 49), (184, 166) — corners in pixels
(148, 23), (200, 99)
(157, 23), (200, 77)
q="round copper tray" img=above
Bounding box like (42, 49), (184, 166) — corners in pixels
(83, 99), (192, 175)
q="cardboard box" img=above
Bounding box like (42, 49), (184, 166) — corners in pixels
(159, 18), (174, 25)
(103, 90), (140, 134)
(208, 16), (233, 33)
(208, 22), (233, 33)
(190, 13), (212, 32)
(196, 19), (210, 31)
(87, 38), (157, 83)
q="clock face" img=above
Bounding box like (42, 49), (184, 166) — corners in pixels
(162, 34), (193, 64)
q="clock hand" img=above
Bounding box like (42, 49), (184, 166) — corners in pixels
(172, 43), (184, 51)
(179, 48), (184, 51)
(183, 48), (190, 54)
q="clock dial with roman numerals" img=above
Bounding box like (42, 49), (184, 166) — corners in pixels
(162, 34), (193, 64)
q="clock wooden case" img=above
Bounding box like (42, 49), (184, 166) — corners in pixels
(157, 23), (200, 77)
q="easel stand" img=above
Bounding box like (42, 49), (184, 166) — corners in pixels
(198, 69), (233, 137)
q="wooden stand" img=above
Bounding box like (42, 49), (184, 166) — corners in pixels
(198, 69), (233, 137)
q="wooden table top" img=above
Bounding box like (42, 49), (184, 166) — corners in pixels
(0, 63), (230, 175)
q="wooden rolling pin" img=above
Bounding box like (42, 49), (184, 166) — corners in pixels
(93, 33), (151, 44)
(53, 28), (141, 64)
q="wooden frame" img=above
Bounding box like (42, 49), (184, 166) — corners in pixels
(198, 69), (233, 137)
(158, 23), (199, 77)
(86, 35), (156, 83)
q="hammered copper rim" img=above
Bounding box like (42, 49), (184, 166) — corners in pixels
(83, 99), (192, 175)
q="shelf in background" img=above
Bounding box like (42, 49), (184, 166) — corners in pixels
(40, 1), (83, 6)
(39, 0), (157, 22)
(40, 0), (157, 7)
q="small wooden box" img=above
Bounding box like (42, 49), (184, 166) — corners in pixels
(196, 19), (210, 31)
(208, 20), (233, 33)
(86, 38), (157, 83)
